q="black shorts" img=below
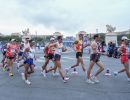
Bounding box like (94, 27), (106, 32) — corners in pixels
(90, 53), (100, 62)
(18, 51), (23, 56)
(47, 53), (54, 60)
(7, 56), (14, 60)
(54, 54), (61, 61)
(76, 52), (82, 58)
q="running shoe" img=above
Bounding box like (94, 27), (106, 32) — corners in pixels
(63, 77), (69, 83)
(25, 80), (31, 85)
(93, 77), (100, 83)
(113, 71), (118, 76)
(52, 72), (59, 77)
(86, 79), (95, 84)
(65, 68), (70, 74)
(9, 72), (14, 77)
(2, 67), (6, 72)
(41, 71), (46, 77)
(21, 73), (25, 80)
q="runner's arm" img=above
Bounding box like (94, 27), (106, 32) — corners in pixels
(91, 42), (97, 51)
(72, 44), (77, 52)
(62, 47), (67, 52)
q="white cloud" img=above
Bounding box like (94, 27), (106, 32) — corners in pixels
(0, 0), (130, 36)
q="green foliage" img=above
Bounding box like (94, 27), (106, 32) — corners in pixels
(32, 36), (51, 45)
(0, 35), (51, 44)
(0, 36), (21, 42)
(99, 33), (105, 41)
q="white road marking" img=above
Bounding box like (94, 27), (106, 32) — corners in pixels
(62, 57), (75, 60)
(36, 59), (44, 62)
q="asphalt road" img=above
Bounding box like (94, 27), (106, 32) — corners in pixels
(0, 49), (130, 100)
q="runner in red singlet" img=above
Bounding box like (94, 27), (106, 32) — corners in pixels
(114, 36), (130, 81)
(6, 39), (18, 76)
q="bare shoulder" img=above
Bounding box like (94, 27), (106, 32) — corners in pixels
(91, 41), (97, 46)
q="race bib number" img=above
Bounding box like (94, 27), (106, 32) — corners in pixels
(80, 45), (82, 49)
(58, 48), (62, 53)
(4, 49), (7, 51)
(11, 49), (15, 53)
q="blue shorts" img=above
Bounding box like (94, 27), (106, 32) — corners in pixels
(18, 51), (23, 56)
(24, 58), (34, 66)
(54, 54), (61, 61)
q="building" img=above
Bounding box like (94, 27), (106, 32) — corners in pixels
(105, 29), (130, 45)
(105, 33), (117, 45)
(115, 30), (130, 35)
(0, 33), (4, 37)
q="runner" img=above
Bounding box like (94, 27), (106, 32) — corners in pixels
(21, 46), (34, 85)
(6, 39), (19, 76)
(17, 38), (30, 69)
(41, 37), (56, 77)
(46, 36), (69, 82)
(65, 33), (88, 76)
(86, 34), (104, 84)
(1, 43), (7, 71)
(23, 38), (30, 51)
(29, 41), (36, 72)
(21, 41), (36, 85)
(16, 42), (25, 71)
(114, 36), (130, 81)
(17, 43), (24, 61)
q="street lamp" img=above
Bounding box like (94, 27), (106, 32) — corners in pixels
(35, 31), (37, 42)
(96, 29), (98, 33)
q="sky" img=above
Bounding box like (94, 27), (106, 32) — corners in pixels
(0, 0), (130, 36)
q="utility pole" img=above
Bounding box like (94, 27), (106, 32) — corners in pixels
(129, 29), (130, 39)
(90, 33), (92, 43)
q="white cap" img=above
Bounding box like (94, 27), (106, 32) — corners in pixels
(11, 39), (16, 42)
(50, 37), (55, 41)
(121, 36), (128, 40)
(32, 40), (35, 43)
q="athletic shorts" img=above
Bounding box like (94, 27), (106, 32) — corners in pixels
(18, 51), (23, 56)
(76, 52), (82, 58)
(54, 54), (61, 61)
(7, 56), (15, 60)
(90, 53), (100, 62)
(24, 58), (34, 66)
(47, 53), (54, 60)
(121, 56), (129, 64)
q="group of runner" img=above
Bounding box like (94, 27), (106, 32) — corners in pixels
(41, 34), (130, 84)
(1, 34), (130, 85)
(41, 36), (69, 83)
(1, 38), (36, 85)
